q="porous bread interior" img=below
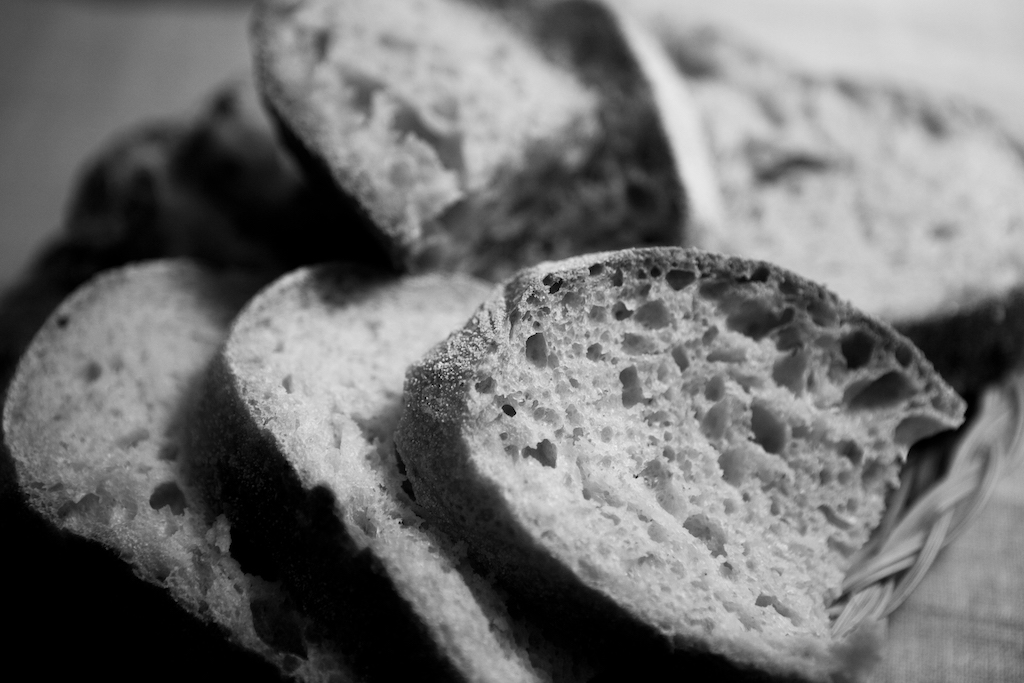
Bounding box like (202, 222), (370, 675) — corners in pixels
(256, 0), (682, 280)
(222, 267), (554, 683)
(0, 261), (339, 680)
(258, 0), (597, 243)
(675, 26), (1024, 323)
(455, 251), (959, 673)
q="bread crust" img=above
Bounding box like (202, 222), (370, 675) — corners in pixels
(396, 246), (964, 682)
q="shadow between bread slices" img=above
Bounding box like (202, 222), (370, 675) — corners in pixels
(395, 247), (965, 682)
(186, 265), (585, 682)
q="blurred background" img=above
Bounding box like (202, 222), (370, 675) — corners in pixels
(1, 0), (1023, 289)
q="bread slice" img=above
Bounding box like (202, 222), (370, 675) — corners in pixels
(1, 260), (346, 682)
(395, 247), (965, 682)
(187, 266), (578, 682)
(659, 24), (1024, 399)
(252, 0), (684, 279)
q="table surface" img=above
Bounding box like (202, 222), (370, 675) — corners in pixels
(1, 0), (1022, 681)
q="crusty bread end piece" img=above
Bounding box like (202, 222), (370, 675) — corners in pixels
(252, 0), (683, 279)
(396, 247), (964, 682)
(2, 261), (347, 682)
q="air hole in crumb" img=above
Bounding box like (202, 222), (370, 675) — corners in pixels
(650, 266), (663, 278)
(502, 404), (517, 417)
(683, 514), (727, 557)
(755, 594), (801, 625)
(282, 375), (294, 393)
(861, 459), (887, 486)
(525, 333), (549, 367)
(707, 346), (746, 363)
(844, 371), (916, 410)
(894, 415), (948, 444)
(475, 376), (496, 394)
(83, 361), (102, 382)
(312, 28), (331, 63)
(393, 448), (416, 502)
(838, 440), (863, 465)
(895, 344), (914, 366)
(115, 428), (150, 450)
(774, 325), (804, 351)
(611, 269), (624, 286)
(587, 343), (603, 360)
(612, 301), (633, 320)
(523, 440), (557, 468)
(718, 446), (751, 486)
(828, 536), (857, 557)
(620, 366), (644, 408)
(724, 299), (791, 340)
(840, 330), (875, 370)
(589, 305), (607, 322)
(590, 264), (605, 276)
(819, 505), (854, 530)
(623, 333), (657, 354)
(749, 265), (771, 282)
(158, 443), (179, 462)
(149, 481), (187, 515)
(772, 350), (809, 395)
(701, 401), (730, 440)
(704, 375), (726, 401)
(751, 402), (787, 454)
(634, 300), (671, 329)
(648, 522), (669, 543)
(672, 345), (690, 372)
(666, 269), (696, 290)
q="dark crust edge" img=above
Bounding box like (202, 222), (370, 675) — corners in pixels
(250, 0), (399, 271)
(396, 246), (956, 681)
(250, 0), (412, 270)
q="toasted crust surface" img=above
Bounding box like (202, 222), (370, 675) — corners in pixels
(396, 247), (964, 682)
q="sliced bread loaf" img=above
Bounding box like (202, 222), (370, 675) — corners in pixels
(187, 266), (578, 682)
(659, 24), (1024, 399)
(395, 247), (965, 682)
(1, 260), (346, 682)
(252, 0), (686, 279)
